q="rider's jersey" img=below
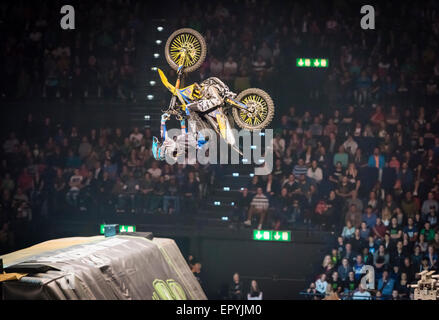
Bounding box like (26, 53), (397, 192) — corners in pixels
(200, 77), (236, 100)
(196, 77), (237, 112)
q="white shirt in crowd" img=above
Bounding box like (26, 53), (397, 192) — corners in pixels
(307, 167), (323, 183)
(247, 292), (263, 300)
(315, 279), (328, 294)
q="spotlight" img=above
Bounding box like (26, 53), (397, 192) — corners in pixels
(149, 81), (156, 86)
(157, 26), (164, 32)
(151, 67), (158, 71)
(147, 95), (154, 100)
(156, 40), (162, 45)
(153, 53), (160, 59)
(144, 115), (151, 120)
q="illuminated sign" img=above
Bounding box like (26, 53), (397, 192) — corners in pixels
(253, 230), (291, 242)
(296, 58), (328, 68)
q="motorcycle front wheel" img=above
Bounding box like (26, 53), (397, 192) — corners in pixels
(165, 28), (207, 73)
(232, 88), (275, 131)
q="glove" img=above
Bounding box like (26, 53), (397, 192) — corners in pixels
(161, 113), (170, 122)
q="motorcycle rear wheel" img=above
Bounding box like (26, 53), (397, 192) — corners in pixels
(232, 88), (275, 131)
(165, 28), (207, 73)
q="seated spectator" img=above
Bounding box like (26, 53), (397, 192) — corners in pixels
(315, 274), (328, 296)
(390, 240), (407, 268)
(425, 244), (438, 270)
(367, 236), (377, 255)
(333, 146), (349, 168)
(247, 280), (263, 300)
(273, 187), (291, 229)
(401, 191), (418, 219)
(343, 136), (358, 156)
(374, 244), (390, 277)
(305, 282), (319, 300)
(419, 222), (435, 242)
(362, 247), (373, 265)
(234, 188), (252, 223)
(421, 192), (439, 217)
(395, 272), (410, 299)
(341, 220), (355, 239)
(343, 271), (357, 295)
(328, 271), (343, 294)
(66, 168), (83, 206)
(336, 176), (354, 199)
(425, 206), (438, 228)
(347, 190), (363, 213)
(359, 222), (370, 240)
(377, 270), (395, 297)
(353, 254), (365, 282)
(400, 258), (415, 283)
(337, 258), (351, 282)
(228, 273), (244, 300)
(368, 147), (385, 171)
(307, 160), (323, 184)
(371, 217), (387, 241)
(352, 283), (371, 300)
(345, 204), (362, 228)
(403, 217), (418, 243)
(389, 217), (403, 242)
(293, 158), (308, 177)
(243, 187), (269, 230)
(362, 206), (377, 229)
(328, 162), (344, 185)
(163, 176), (180, 214)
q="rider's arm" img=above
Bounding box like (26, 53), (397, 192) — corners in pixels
(160, 114), (169, 140)
(180, 118), (187, 135)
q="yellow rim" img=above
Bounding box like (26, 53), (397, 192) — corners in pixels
(169, 33), (202, 68)
(239, 94), (269, 126)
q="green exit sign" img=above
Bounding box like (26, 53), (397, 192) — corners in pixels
(100, 224), (136, 234)
(253, 230), (291, 242)
(296, 58), (328, 68)
(119, 225), (136, 233)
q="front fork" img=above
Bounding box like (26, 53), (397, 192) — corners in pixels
(168, 56), (189, 116)
(225, 97), (250, 113)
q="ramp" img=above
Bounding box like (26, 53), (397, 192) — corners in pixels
(0, 234), (206, 300)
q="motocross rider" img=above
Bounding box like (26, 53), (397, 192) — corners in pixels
(187, 77), (237, 118)
(152, 77), (236, 161)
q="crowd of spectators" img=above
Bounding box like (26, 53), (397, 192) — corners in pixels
(0, 114), (216, 254)
(2, 0), (439, 300)
(1, 1), (146, 102)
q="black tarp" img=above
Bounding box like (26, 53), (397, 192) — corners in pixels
(1, 235), (206, 300)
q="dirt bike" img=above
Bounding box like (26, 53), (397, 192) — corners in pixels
(157, 28), (275, 154)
